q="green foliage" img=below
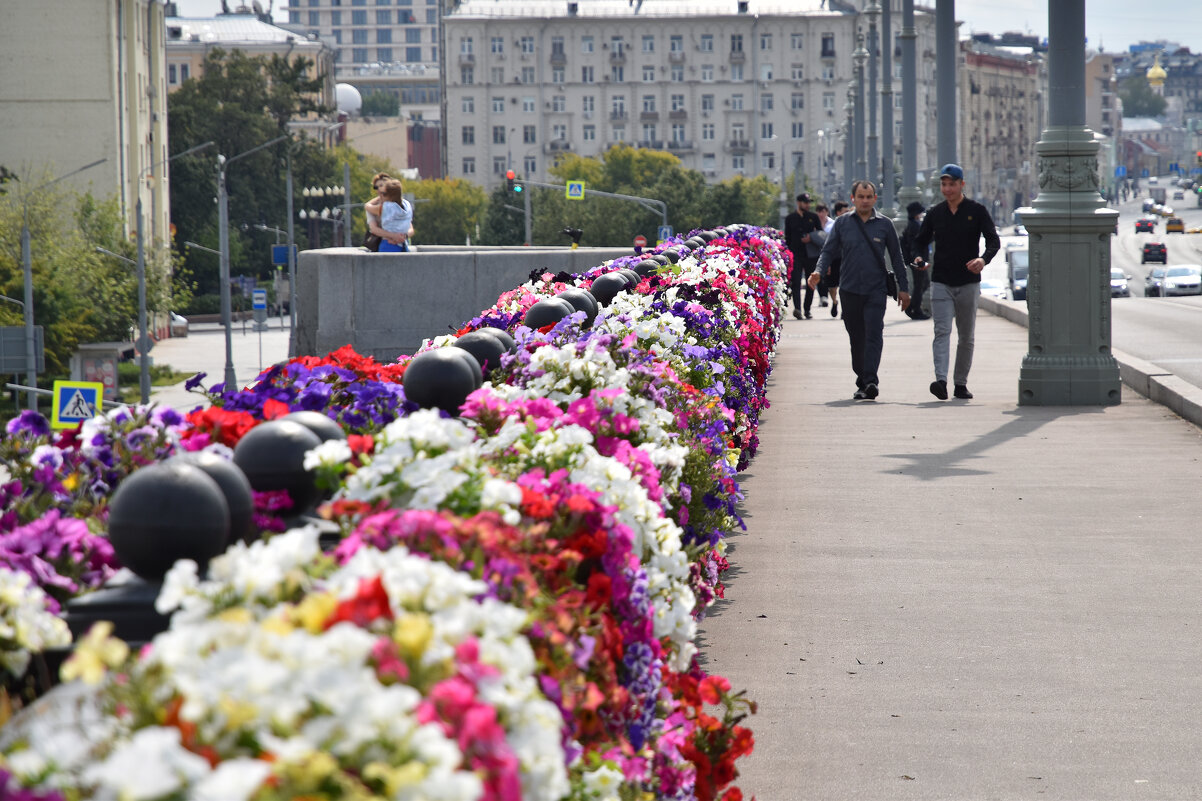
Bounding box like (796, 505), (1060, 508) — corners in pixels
(478, 184), (526, 246)
(1119, 74), (1168, 118)
(360, 90), (400, 117)
(407, 178), (489, 245)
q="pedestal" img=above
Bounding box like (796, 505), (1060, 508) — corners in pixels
(1018, 126), (1120, 406)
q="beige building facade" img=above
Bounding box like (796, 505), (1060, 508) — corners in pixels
(0, 0), (170, 241)
(442, 0), (940, 194)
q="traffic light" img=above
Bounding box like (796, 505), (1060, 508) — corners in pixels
(1196, 151), (1202, 167)
(506, 169), (523, 193)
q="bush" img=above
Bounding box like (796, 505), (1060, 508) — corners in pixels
(178, 293), (221, 315)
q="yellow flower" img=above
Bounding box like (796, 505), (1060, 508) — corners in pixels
(363, 761), (426, 796)
(261, 615), (295, 637)
(216, 607), (252, 625)
(60, 621), (129, 685)
(293, 592), (338, 634)
(393, 613), (433, 657)
(218, 696), (258, 729)
(62, 473), (79, 491)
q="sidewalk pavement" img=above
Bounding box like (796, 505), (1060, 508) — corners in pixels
(146, 317), (292, 411)
(700, 304), (1202, 800)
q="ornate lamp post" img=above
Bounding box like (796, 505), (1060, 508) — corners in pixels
(865, 2), (881, 192)
(853, 32), (869, 182)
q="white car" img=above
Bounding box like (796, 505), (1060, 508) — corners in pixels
(1110, 268), (1131, 298)
(170, 312), (189, 337)
(1148, 265), (1202, 297)
(979, 278), (1010, 300)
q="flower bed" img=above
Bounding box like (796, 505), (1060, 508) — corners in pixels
(0, 226), (789, 801)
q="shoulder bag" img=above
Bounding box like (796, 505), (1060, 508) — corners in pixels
(852, 214), (898, 300)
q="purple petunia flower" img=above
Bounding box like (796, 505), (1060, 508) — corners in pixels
(6, 410), (50, 439)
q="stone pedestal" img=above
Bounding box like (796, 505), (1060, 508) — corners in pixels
(1018, 126), (1120, 405)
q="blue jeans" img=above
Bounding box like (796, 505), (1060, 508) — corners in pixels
(931, 282), (979, 385)
(840, 290), (887, 388)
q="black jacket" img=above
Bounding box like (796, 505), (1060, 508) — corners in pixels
(911, 197), (1000, 286)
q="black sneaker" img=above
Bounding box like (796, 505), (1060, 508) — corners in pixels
(819, 298), (829, 307)
(930, 380), (948, 400)
(853, 387), (868, 400)
(954, 385), (973, 399)
(830, 300), (838, 317)
(792, 308), (803, 320)
(804, 311), (813, 319)
(863, 383), (879, 399)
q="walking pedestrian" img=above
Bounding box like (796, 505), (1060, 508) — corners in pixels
(824, 200), (850, 317)
(784, 193), (823, 319)
(910, 163), (1001, 401)
(900, 201), (930, 320)
(808, 180), (909, 400)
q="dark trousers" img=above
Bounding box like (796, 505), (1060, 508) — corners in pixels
(802, 258), (826, 312)
(909, 265), (930, 315)
(840, 290), (887, 388)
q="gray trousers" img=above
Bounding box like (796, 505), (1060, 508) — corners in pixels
(931, 282), (979, 385)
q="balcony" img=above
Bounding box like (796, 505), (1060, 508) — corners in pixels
(637, 140), (666, 150)
(727, 139), (750, 152)
(545, 140), (572, 153)
(667, 139), (694, 152)
(550, 49), (566, 66)
(729, 49), (745, 63)
(669, 109), (688, 120)
(669, 51), (685, 63)
(458, 53), (475, 66)
(610, 51), (626, 66)
(609, 111), (628, 121)
(640, 111), (660, 121)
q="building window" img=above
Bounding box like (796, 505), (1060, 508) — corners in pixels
(523, 125), (537, 143)
(612, 125), (626, 141)
(730, 94), (743, 111)
(552, 66), (565, 83)
(761, 122), (774, 139)
(791, 122), (804, 138)
(552, 123), (567, 140)
(524, 155), (537, 174)
(761, 94), (773, 113)
(461, 66), (473, 84)
(522, 96), (535, 112)
(582, 95), (595, 113)
(180, 64), (189, 80)
(670, 65), (683, 82)
(642, 65), (656, 82)
(492, 96), (505, 113)
(730, 64), (743, 81)
(702, 153), (716, 171)
(702, 123), (715, 140)
(331, 10), (341, 23)
(611, 95), (626, 116)
(552, 95), (566, 112)
(821, 65), (835, 81)
(701, 64), (713, 82)
(377, 47), (392, 61)
(701, 94), (714, 111)
(822, 91), (835, 110)
(521, 66), (535, 83)
(493, 157), (507, 174)
(583, 124), (596, 141)
(491, 36), (503, 53)
(332, 29), (342, 43)
(405, 27), (419, 42)
(493, 126), (506, 144)
(642, 35), (655, 52)
(642, 123), (656, 142)
(551, 36), (564, 57)
(376, 9), (390, 23)
(821, 33), (835, 58)
(168, 63), (177, 83)
(642, 95), (656, 112)
(732, 154), (745, 171)
(732, 123), (745, 141)
(354, 48), (369, 62)
(582, 35), (594, 53)
(353, 29), (368, 44)
(731, 34), (743, 53)
(610, 36), (625, 54)
(791, 93), (804, 110)
(582, 65), (594, 83)
(378, 29), (392, 43)
(792, 64), (804, 80)
(352, 9), (367, 23)
(520, 36), (535, 54)
(700, 34), (713, 52)
(791, 32), (803, 50)
(462, 96), (475, 113)
(671, 93), (685, 111)
(462, 157), (476, 174)
(760, 33), (772, 50)
(490, 67), (504, 84)
(461, 37), (473, 54)
(611, 66), (624, 82)
(671, 123), (686, 142)
(308, 10), (320, 25)
(762, 152), (775, 171)
(760, 63), (773, 81)
(670, 35), (683, 52)
(462, 126), (475, 144)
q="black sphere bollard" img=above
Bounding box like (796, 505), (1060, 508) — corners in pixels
(169, 451), (256, 545)
(401, 348), (482, 415)
(454, 329), (511, 376)
(633, 260), (661, 278)
(447, 347), (484, 389)
(283, 410), (347, 443)
(661, 248), (682, 264)
(555, 288), (600, 327)
(476, 325), (517, 354)
(232, 419), (324, 514)
(523, 297), (575, 329)
(618, 269), (642, 288)
(588, 272), (629, 306)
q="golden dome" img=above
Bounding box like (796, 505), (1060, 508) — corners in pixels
(1146, 53), (1167, 86)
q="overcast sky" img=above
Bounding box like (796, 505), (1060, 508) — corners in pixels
(171, 0), (1202, 55)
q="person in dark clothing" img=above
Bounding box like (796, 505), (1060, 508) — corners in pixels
(900, 201), (931, 320)
(783, 193), (823, 319)
(911, 163), (1002, 401)
(809, 180), (910, 401)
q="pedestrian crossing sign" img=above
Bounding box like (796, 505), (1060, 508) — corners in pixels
(51, 380), (104, 429)
(565, 180), (585, 200)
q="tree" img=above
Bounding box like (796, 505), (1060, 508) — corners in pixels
(360, 90), (400, 117)
(407, 178), (489, 245)
(479, 184), (526, 246)
(1119, 74), (1168, 118)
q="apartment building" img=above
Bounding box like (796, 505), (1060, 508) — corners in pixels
(442, 0), (939, 191)
(0, 0), (169, 241)
(281, 0), (442, 69)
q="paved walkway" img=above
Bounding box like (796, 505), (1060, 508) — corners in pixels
(699, 305), (1202, 800)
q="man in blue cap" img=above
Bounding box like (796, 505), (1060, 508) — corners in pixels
(910, 163), (1000, 401)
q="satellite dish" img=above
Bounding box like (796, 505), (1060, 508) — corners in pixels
(335, 83), (362, 115)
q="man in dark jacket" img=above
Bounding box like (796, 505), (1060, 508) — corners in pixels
(784, 193), (823, 319)
(911, 163), (1001, 401)
(900, 201), (930, 320)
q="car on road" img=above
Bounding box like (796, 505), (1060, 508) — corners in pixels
(1145, 265), (1202, 297)
(1159, 205), (1175, 217)
(1142, 242), (1167, 264)
(1174, 190), (1185, 200)
(1135, 218), (1156, 233)
(1111, 268), (1131, 298)
(1143, 198), (1156, 213)
(1166, 217), (1185, 233)
(1006, 246), (1029, 300)
(979, 278), (1010, 301)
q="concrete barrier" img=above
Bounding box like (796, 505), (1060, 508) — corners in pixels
(296, 246), (633, 362)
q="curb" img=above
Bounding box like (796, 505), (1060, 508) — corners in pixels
(978, 295), (1202, 428)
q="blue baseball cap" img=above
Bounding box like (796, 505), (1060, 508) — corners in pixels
(940, 163), (964, 181)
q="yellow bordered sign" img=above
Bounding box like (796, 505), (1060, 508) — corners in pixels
(565, 180), (585, 200)
(51, 380), (104, 429)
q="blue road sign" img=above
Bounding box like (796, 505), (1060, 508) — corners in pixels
(565, 180), (586, 200)
(51, 380), (103, 429)
(1115, 165), (1127, 177)
(657, 224), (674, 242)
(271, 244), (297, 266)
(252, 289), (267, 311)
(1141, 168), (1150, 178)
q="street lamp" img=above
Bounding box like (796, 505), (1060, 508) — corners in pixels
(19, 158), (107, 408)
(865, 2), (881, 191)
(217, 135), (288, 391)
(853, 32), (868, 182)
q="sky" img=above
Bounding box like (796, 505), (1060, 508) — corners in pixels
(171, 0), (1202, 55)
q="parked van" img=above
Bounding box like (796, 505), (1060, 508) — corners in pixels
(1007, 246), (1029, 300)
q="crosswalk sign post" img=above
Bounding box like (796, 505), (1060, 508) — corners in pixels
(565, 180), (585, 200)
(656, 224), (674, 243)
(51, 380), (104, 429)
